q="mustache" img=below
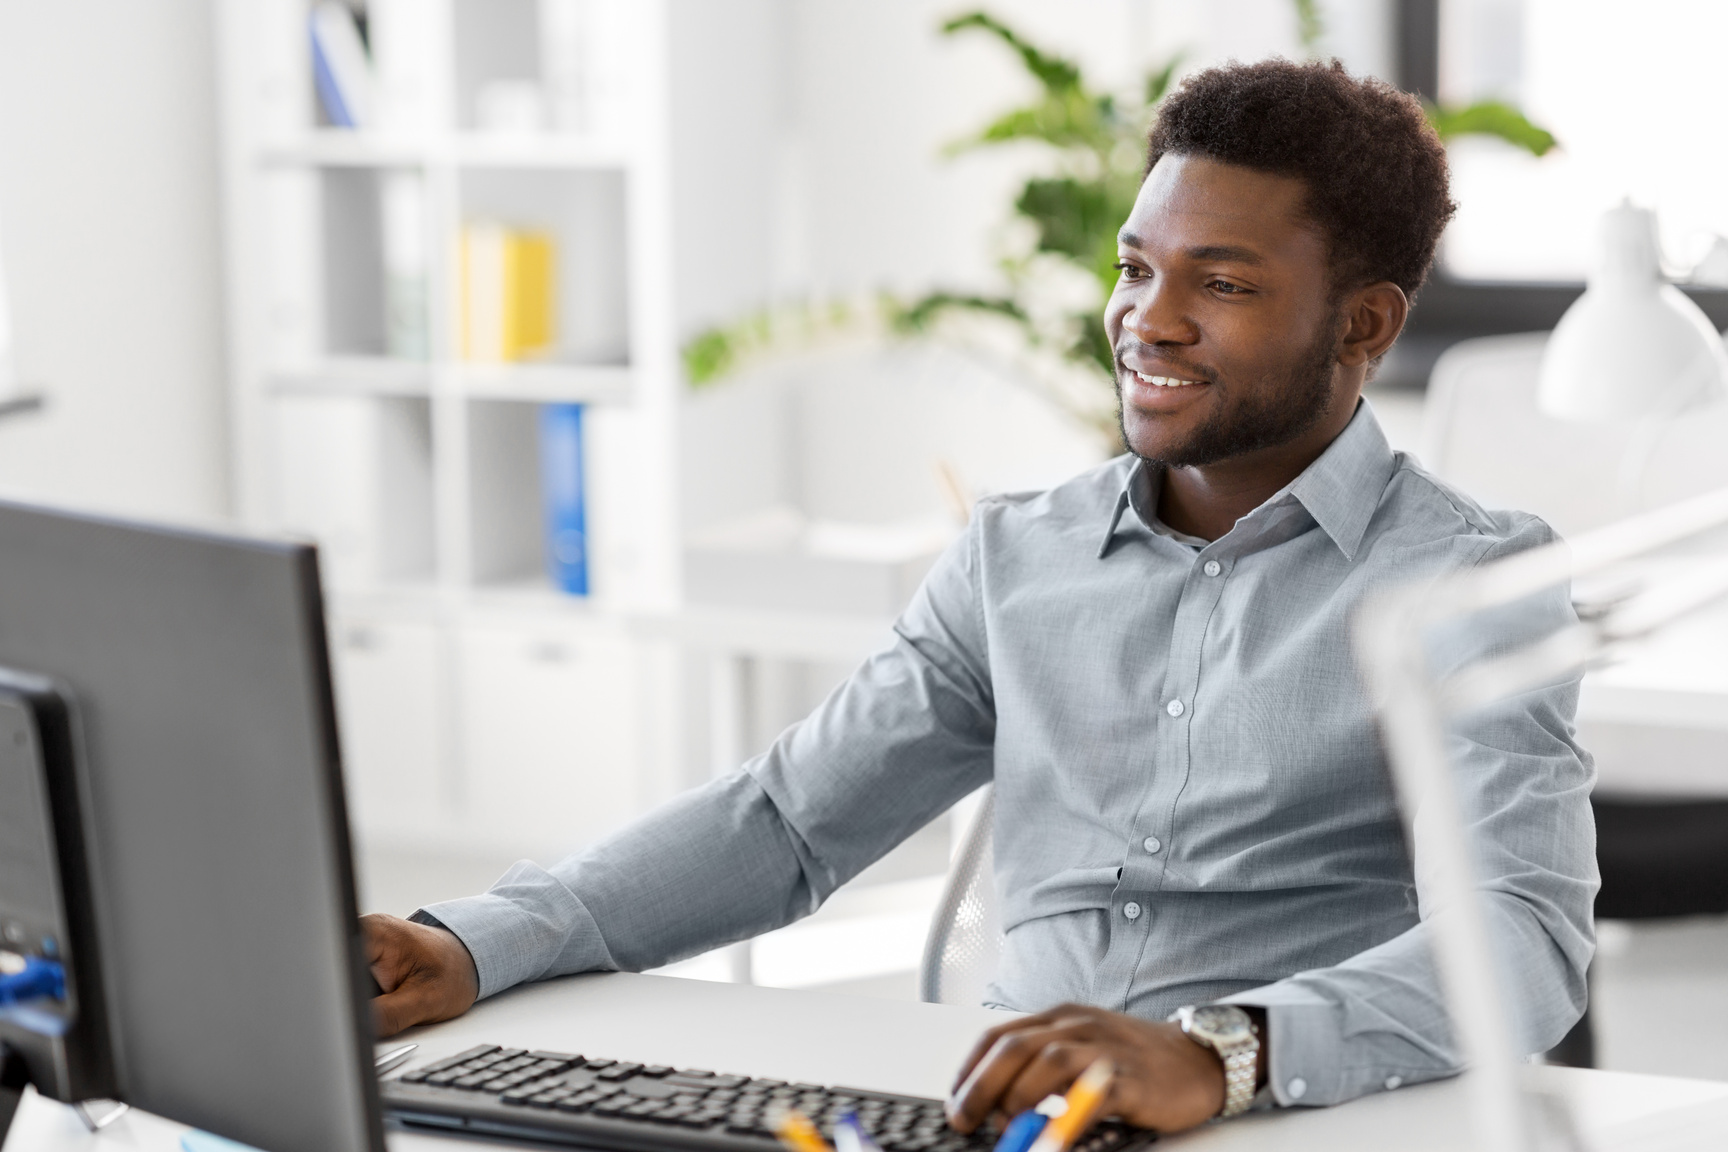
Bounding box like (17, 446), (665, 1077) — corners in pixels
(1113, 341), (1218, 386)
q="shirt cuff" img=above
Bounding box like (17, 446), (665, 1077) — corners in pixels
(414, 860), (618, 1000)
(1219, 986), (1429, 1108)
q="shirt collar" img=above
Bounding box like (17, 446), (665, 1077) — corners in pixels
(1097, 399), (1396, 562)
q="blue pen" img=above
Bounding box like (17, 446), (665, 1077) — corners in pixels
(835, 1112), (884, 1152)
(992, 1095), (1068, 1152)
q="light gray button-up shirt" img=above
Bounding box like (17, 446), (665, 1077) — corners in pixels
(422, 401), (1596, 1109)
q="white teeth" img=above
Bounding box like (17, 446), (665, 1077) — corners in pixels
(1134, 371), (1201, 388)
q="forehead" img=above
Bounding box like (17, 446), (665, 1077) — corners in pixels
(1123, 153), (1323, 262)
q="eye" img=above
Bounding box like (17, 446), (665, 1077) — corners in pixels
(1113, 261), (1148, 281)
(1206, 279), (1249, 295)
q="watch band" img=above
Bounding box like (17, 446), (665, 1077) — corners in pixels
(1171, 1005), (1260, 1119)
(1214, 1040), (1259, 1118)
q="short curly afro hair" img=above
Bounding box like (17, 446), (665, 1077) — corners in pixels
(1147, 59), (1455, 299)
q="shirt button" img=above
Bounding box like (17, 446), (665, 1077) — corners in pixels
(1166, 699), (1184, 717)
(1203, 560), (1222, 577)
(1122, 901), (1142, 921)
(1142, 836), (1162, 854)
(1287, 1078), (1308, 1100)
(1384, 1075), (1402, 1091)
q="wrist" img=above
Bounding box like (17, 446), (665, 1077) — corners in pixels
(1170, 1005), (1260, 1119)
(1241, 1006), (1268, 1091)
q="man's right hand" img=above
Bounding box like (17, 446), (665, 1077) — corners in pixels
(363, 912), (481, 1038)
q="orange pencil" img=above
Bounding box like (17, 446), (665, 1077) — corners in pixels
(1025, 1058), (1114, 1152)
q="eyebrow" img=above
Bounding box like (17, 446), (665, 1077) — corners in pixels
(1116, 231), (1267, 266)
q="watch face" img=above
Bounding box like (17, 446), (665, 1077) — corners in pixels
(1188, 1005), (1253, 1044)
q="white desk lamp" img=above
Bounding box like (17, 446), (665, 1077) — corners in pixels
(1355, 485), (1728, 1152)
(1536, 202), (1728, 512)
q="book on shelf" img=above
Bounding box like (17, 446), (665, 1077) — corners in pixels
(309, 1), (372, 129)
(459, 222), (557, 363)
(539, 404), (588, 596)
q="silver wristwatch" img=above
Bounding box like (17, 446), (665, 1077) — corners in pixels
(1171, 1004), (1260, 1118)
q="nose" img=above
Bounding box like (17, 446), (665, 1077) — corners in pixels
(1121, 277), (1198, 348)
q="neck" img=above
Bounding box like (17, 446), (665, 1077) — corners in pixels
(1156, 393), (1362, 541)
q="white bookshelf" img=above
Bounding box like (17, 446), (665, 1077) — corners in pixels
(211, 0), (783, 861)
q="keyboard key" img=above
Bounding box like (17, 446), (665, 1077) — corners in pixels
(529, 1051), (581, 1064)
(419, 1045), (499, 1075)
(641, 1065), (673, 1077)
(663, 1074), (721, 1091)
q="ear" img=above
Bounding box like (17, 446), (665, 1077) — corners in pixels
(1337, 282), (1408, 367)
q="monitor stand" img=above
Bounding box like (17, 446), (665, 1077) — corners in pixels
(1, 1043), (127, 1135)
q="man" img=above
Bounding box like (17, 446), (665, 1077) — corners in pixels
(363, 60), (1596, 1135)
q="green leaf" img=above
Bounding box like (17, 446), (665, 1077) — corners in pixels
(683, 328), (735, 387)
(1427, 100), (1558, 156)
(1014, 175), (1141, 289)
(1144, 55), (1182, 106)
(1293, 0), (1324, 54)
(890, 292), (1028, 335)
(941, 12), (1081, 95)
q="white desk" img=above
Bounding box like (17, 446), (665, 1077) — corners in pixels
(8, 972), (1728, 1151)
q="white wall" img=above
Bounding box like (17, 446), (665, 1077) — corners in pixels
(0, 0), (230, 522)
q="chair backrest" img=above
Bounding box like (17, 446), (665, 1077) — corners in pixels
(919, 785), (1004, 1005)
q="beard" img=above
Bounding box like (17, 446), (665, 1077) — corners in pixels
(1116, 308), (1345, 469)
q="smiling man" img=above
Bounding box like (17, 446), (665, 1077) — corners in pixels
(363, 61), (1596, 1135)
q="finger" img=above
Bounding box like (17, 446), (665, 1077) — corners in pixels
(948, 1023), (1075, 1132)
(951, 1008), (1068, 1092)
(371, 986), (418, 1038)
(998, 1041), (1095, 1120)
(362, 915), (413, 994)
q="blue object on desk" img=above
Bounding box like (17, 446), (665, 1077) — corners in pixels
(0, 955), (64, 1005)
(540, 403), (589, 596)
(993, 1107), (1050, 1152)
(182, 1131), (265, 1152)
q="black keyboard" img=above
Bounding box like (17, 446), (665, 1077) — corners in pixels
(381, 1045), (1158, 1152)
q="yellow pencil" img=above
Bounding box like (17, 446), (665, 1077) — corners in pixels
(1026, 1058), (1114, 1152)
(774, 1109), (837, 1152)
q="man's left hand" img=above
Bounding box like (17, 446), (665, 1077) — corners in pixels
(946, 1003), (1232, 1135)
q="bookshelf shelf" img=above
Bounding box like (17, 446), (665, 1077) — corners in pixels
(454, 361), (631, 403)
(265, 359), (632, 404)
(269, 357), (433, 396)
(257, 132), (632, 172)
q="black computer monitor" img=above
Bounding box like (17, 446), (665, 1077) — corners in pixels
(0, 499), (384, 1152)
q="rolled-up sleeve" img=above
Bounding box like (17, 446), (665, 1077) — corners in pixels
(1223, 524), (1598, 1106)
(419, 517), (998, 999)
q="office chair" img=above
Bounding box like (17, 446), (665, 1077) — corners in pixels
(1424, 334), (1728, 1068)
(920, 786), (1004, 1006)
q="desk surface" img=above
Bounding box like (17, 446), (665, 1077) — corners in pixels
(8, 972), (1728, 1152)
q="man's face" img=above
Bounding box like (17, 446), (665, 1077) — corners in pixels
(1105, 154), (1345, 467)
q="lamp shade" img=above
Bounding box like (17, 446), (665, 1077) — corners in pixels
(1536, 202), (1728, 422)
